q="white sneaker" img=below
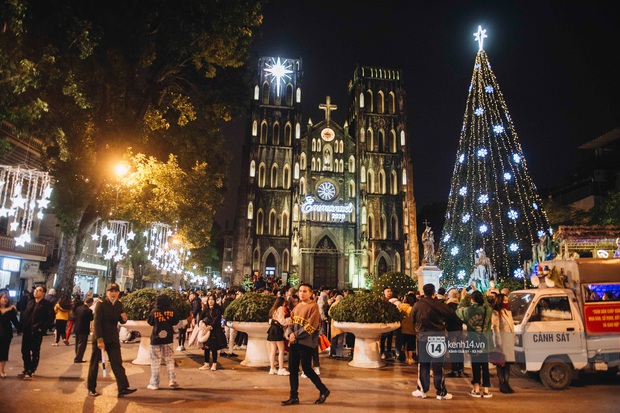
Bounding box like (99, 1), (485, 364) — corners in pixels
(147, 384), (158, 390)
(233, 345), (241, 350)
(278, 368), (290, 376)
(176, 346), (185, 351)
(381, 353), (386, 360)
(301, 372), (307, 379)
(210, 363), (217, 371)
(412, 389), (427, 399)
(437, 393), (453, 400)
(240, 345), (247, 349)
(314, 367), (320, 376)
(269, 368), (277, 375)
(199, 363), (210, 370)
(169, 381), (180, 388)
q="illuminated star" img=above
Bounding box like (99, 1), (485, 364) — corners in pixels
(11, 195), (27, 210)
(264, 57), (293, 97)
(9, 221), (19, 231)
(126, 230), (136, 240)
(96, 246), (103, 254)
(37, 198), (51, 209)
(474, 25), (488, 50)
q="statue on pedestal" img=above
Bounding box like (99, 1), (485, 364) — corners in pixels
(467, 250), (493, 292)
(421, 224), (435, 265)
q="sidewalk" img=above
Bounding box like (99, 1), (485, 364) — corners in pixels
(0, 332), (614, 412)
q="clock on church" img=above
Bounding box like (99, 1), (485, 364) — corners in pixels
(321, 128), (335, 142)
(316, 180), (337, 201)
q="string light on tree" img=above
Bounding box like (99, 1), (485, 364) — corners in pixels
(438, 27), (550, 285)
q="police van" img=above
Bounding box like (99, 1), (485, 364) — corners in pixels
(508, 258), (620, 389)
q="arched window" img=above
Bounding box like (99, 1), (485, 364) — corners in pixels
(348, 156), (355, 173)
(300, 153), (306, 170)
(300, 177), (306, 195)
(272, 122), (280, 145)
(247, 202), (253, 220)
(249, 160), (256, 177)
(377, 90), (385, 114)
(254, 85), (259, 100)
(367, 169), (375, 193)
(283, 165), (290, 189)
(293, 204), (299, 221)
(262, 82), (269, 104)
(394, 252), (401, 271)
(380, 214), (387, 239)
(286, 84), (293, 106)
(294, 162), (299, 180)
(256, 210), (264, 235)
(390, 130), (397, 153)
(253, 248), (260, 269)
(295, 123), (300, 139)
(366, 89), (374, 112)
(339, 159), (343, 172)
(269, 210), (277, 235)
(379, 169), (386, 194)
(258, 163), (266, 188)
(252, 120), (257, 136)
(361, 206), (367, 225)
(317, 157), (322, 171)
(366, 128), (374, 151)
(400, 130), (406, 146)
(311, 158), (316, 171)
(391, 215), (399, 240)
(317, 140), (321, 152)
(271, 164), (279, 188)
(284, 123), (292, 146)
(389, 91), (396, 114)
(368, 214), (374, 239)
(281, 211), (289, 236)
(378, 129), (386, 152)
(312, 138), (316, 152)
(360, 165), (366, 183)
(282, 249), (290, 271)
(348, 180), (355, 198)
(339, 141), (344, 153)
(260, 121), (268, 144)
(359, 92), (365, 108)
(402, 168), (407, 185)
(391, 170), (398, 194)
(360, 127), (365, 142)
(296, 88), (301, 103)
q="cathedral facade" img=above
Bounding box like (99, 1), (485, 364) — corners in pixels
(232, 57), (418, 289)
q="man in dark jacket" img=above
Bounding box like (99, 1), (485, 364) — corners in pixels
(411, 283), (460, 401)
(86, 283), (136, 398)
(146, 294), (179, 389)
(19, 285), (53, 379)
(73, 297), (94, 363)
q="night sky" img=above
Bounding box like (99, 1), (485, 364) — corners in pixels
(216, 0), (619, 229)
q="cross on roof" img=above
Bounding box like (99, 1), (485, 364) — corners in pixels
(423, 219), (430, 227)
(319, 96), (337, 124)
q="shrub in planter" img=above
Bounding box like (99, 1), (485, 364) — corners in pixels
(330, 292), (402, 324)
(371, 271), (417, 296)
(223, 292), (275, 322)
(121, 288), (190, 320)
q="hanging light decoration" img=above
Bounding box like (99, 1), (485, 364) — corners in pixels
(145, 222), (190, 274)
(91, 220), (133, 261)
(0, 166), (52, 247)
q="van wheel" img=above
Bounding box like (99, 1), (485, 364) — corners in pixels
(540, 359), (573, 390)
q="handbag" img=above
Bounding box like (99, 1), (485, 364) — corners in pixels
(318, 333), (330, 351)
(488, 350), (506, 366)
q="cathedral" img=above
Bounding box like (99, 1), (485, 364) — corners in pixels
(231, 57), (419, 289)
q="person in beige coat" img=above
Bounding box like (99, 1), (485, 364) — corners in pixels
(491, 293), (515, 393)
(399, 293), (416, 364)
(328, 295), (345, 358)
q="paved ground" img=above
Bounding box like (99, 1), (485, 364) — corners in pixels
(1, 333), (619, 412)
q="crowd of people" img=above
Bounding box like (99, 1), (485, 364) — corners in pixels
(0, 280), (517, 404)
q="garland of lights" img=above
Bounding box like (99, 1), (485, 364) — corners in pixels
(0, 166), (52, 247)
(437, 27), (550, 286)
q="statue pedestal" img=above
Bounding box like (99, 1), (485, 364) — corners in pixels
(415, 265), (443, 293)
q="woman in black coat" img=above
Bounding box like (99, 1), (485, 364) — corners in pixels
(198, 295), (227, 371)
(0, 291), (21, 377)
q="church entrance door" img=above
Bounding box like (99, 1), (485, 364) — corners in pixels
(313, 236), (338, 288)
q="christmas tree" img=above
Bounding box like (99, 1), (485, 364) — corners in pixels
(438, 27), (550, 286)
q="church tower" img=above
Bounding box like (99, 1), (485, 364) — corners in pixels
(347, 66), (419, 280)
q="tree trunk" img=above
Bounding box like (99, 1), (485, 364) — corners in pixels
(54, 208), (100, 294)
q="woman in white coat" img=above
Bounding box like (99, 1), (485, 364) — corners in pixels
(492, 293), (515, 393)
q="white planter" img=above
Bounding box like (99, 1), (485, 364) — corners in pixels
(231, 321), (270, 367)
(333, 322), (400, 368)
(122, 320), (153, 365)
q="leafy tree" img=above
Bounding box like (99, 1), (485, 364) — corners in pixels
(371, 271), (418, 297)
(587, 190), (620, 225)
(0, 1), (263, 292)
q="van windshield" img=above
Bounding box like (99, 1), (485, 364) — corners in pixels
(508, 292), (536, 324)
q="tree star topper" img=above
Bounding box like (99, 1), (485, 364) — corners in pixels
(264, 57), (293, 97)
(474, 25), (487, 50)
